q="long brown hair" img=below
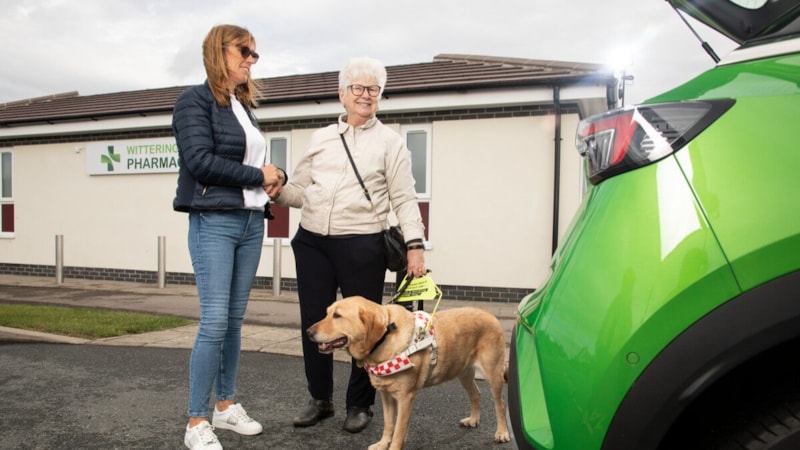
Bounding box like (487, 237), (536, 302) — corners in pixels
(202, 24), (259, 107)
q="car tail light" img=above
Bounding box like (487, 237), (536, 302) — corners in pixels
(575, 99), (735, 184)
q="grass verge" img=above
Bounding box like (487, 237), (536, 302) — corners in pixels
(0, 303), (195, 339)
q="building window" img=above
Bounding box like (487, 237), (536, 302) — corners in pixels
(266, 134), (290, 240)
(401, 125), (431, 241)
(1, 150), (13, 235)
(403, 125), (431, 199)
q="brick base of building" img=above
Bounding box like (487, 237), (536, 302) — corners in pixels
(0, 263), (530, 303)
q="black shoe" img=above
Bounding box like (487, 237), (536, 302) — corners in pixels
(293, 399), (334, 427)
(343, 406), (373, 433)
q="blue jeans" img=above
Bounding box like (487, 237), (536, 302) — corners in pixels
(186, 209), (264, 418)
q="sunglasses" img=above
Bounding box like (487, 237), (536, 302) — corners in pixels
(227, 45), (259, 62)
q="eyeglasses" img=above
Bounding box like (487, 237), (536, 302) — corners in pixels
(227, 45), (259, 61)
(347, 84), (381, 97)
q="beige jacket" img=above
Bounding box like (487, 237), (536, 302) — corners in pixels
(275, 114), (425, 242)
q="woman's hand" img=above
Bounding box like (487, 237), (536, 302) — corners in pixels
(406, 248), (426, 278)
(261, 165), (284, 198)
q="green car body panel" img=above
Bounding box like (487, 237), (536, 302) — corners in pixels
(510, 38), (800, 450)
(652, 54), (800, 290)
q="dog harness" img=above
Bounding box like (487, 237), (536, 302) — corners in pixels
(365, 311), (438, 377)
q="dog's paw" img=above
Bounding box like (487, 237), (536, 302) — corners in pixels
(459, 417), (480, 428)
(368, 441), (390, 450)
(494, 430), (511, 443)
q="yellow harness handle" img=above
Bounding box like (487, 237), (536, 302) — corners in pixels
(393, 272), (442, 330)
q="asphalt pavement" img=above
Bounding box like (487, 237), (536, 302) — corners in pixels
(0, 274), (522, 450)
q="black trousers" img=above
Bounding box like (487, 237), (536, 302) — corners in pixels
(291, 225), (386, 408)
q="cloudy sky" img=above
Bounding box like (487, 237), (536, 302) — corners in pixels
(1, 0), (738, 106)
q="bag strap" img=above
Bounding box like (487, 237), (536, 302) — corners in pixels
(340, 133), (372, 202)
(340, 133), (395, 229)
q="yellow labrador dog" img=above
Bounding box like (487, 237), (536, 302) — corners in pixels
(307, 295), (511, 450)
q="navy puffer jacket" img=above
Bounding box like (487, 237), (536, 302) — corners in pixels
(172, 81), (265, 212)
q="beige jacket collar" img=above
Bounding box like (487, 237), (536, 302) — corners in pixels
(337, 114), (378, 134)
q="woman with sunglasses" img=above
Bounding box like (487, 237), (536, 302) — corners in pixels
(273, 56), (426, 434)
(172, 24), (286, 450)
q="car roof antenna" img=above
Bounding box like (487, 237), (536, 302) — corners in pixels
(668, 1), (721, 63)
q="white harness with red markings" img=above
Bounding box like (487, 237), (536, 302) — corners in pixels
(364, 311), (438, 377)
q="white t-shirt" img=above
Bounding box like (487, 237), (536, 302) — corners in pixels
(231, 95), (268, 209)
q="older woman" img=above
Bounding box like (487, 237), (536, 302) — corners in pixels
(274, 56), (426, 433)
(172, 24), (285, 450)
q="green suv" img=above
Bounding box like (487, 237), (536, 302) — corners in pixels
(508, 1), (800, 449)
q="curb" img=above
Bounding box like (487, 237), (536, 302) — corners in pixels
(0, 326), (90, 344)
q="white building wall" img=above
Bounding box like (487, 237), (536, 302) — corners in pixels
(4, 142), (185, 271)
(558, 114), (586, 240)
(0, 111), (587, 293)
(429, 116), (557, 289)
(270, 114), (585, 290)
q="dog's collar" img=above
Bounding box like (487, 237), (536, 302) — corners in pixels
(365, 311), (437, 377)
(369, 322), (397, 355)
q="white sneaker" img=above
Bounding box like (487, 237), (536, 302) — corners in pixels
(212, 403), (263, 435)
(184, 421), (223, 450)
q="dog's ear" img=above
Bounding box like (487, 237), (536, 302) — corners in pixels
(348, 302), (385, 360)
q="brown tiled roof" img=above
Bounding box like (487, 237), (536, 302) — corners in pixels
(0, 54), (613, 127)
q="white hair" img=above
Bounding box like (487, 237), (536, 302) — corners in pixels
(338, 57), (387, 94)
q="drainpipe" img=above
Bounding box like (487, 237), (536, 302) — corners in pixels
(551, 85), (562, 255)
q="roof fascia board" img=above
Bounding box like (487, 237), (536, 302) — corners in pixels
(0, 84), (608, 139)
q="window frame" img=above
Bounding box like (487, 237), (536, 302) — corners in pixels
(264, 132), (291, 245)
(400, 124), (432, 245)
(0, 149), (13, 238)
(400, 124), (432, 200)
